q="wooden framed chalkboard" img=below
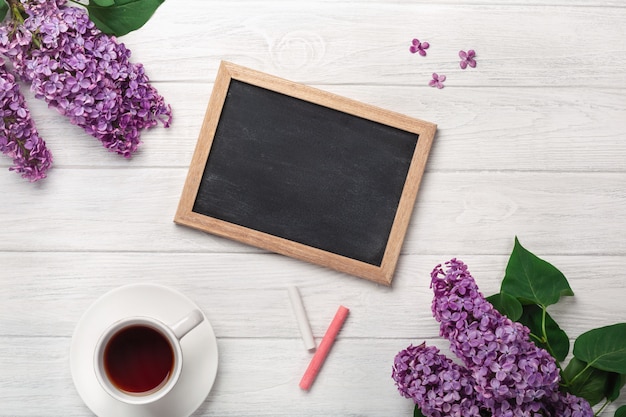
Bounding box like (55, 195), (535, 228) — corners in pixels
(175, 61), (436, 285)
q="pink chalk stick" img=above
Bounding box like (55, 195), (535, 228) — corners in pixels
(299, 305), (349, 391)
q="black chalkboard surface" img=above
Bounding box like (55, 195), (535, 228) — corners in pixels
(175, 62), (436, 285)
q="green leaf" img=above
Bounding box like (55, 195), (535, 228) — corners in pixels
(0, 1), (8, 21)
(562, 357), (611, 406)
(487, 292), (523, 321)
(501, 237), (573, 307)
(616, 405), (626, 417)
(90, 0), (116, 6)
(574, 323), (626, 374)
(86, 0), (166, 37)
(413, 405), (426, 417)
(606, 372), (626, 402)
(518, 304), (569, 361)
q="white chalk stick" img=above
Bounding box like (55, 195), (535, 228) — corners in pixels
(288, 286), (316, 351)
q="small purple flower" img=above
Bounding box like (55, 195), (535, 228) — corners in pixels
(410, 38), (429, 56)
(429, 73), (446, 89)
(545, 391), (593, 417)
(459, 50), (477, 69)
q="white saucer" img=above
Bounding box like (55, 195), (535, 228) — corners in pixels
(70, 284), (219, 417)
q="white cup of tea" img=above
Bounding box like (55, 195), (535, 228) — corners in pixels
(93, 309), (204, 405)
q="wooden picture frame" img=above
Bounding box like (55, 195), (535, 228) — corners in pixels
(175, 61), (436, 285)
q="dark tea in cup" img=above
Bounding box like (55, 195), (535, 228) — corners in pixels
(103, 324), (175, 394)
(95, 311), (203, 405)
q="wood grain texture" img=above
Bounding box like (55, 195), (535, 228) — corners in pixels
(1, 0), (625, 416)
(118, 1), (626, 87)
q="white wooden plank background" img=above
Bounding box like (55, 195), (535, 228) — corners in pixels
(1, 0), (625, 416)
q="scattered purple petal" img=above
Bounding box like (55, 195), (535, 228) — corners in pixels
(409, 38), (429, 56)
(459, 49), (477, 69)
(429, 73), (446, 89)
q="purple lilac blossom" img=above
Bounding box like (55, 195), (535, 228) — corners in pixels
(392, 259), (593, 417)
(0, 61), (52, 181)
(392, 343), (483, 417)
(0, 0), (172, 158)
(428, 73), (445, 89)
(545, 391), (594, 417)
(410, 38), (430, 56)
(459, 50), (477, 69)
(430, 259), (562, 412)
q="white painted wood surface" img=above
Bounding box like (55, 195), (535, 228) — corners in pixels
(1, 1), (625, 416)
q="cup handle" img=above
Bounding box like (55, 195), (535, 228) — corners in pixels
(170, 309), (204, 340)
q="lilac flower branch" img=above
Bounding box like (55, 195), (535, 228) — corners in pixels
(393, 256), (603, 417)
(0, 61), (52, 181)
(0, 0), (173, 178)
